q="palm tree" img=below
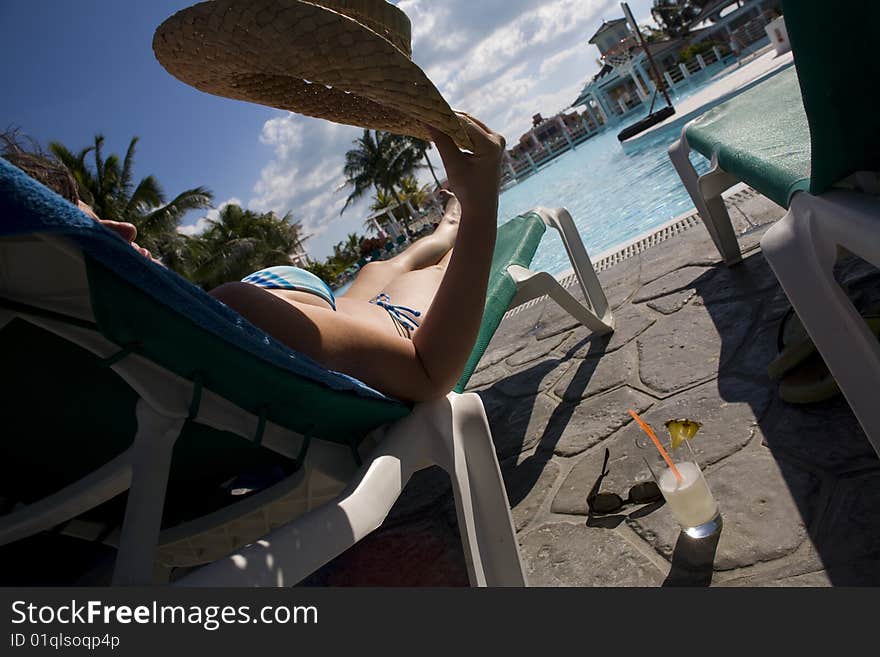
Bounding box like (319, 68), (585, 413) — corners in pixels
(369, 189), (397, 213)
(401, 136), (441, 187)
(49, 135), (212, 265)
(397, 175), (432, 209)
(344, 232), (362, 260)
(340, 130), (424, 226)
(190, 204), (305, 289)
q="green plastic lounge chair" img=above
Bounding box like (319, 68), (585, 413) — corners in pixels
(0, 157), (612, 586)
(667, 64), (802, 266)
(668, 0), (880, 456)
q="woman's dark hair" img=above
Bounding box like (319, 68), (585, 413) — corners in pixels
(1, 129), (80, 203)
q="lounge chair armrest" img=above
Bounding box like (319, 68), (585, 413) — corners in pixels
(531, 207), (612, 325)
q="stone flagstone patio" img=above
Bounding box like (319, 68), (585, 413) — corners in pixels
(305, 187), (880, 587)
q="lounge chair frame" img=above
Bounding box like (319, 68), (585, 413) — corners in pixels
(0, 206), (612, 587)
(761, 190), (880, 458)
(668, 108), (880, 459)
(507, 207), (614, 334)
(0, 233), (525, 586)
(668, 125), (744, 266)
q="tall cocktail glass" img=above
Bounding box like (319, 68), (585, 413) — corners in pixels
(637, 435), (721, 538)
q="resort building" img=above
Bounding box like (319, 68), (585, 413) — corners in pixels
(500, 0), (783, 189)
(288, 232), (312, 269)
(502, 111), (601, 185)
(571, 0), (783, 126)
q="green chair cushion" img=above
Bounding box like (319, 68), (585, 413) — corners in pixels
(686, 66), (811, 208)
(454, 211), (546, 392)
(783, 0), (880, 195)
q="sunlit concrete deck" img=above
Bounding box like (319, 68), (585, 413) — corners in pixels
(307, 188), (880, 587)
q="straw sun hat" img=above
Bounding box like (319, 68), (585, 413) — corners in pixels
(153, 0), (472, 149)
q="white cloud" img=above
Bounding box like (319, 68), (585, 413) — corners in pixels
(247, 113), (377, 255)
(178, 197), (242, 236)
(216, 0), (660, 260)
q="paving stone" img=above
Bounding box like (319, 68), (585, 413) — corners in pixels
(640, 377), (770, 464)
(532, 316), (582, 341)
(597, 251), (642, 285)
(520, 522), (665, 586)
(637, 299), (754, 394)
(760, 286), (792, 328)
(597, 257), (642, 310)
(633, 266), (715, 304)
(847, 270), (880, 311)
(838, 254), (880, 289)
(713, 538), (824, 587)
(728, 570), (833, 587)
(496, 358), (572, 398)
(501, 456), (560, 532)
(631, 451), (818, 571)
(475, 343), (525, 373)
(530, 285), (593, 341)
(506, 333), (569, 367)
(736, 223), (777, 253)
(638, 232), (722, 285)
(547, 387), (656, 460)
(647, 289), (697, 315)
(480, 392), (559, 460)
(757, 396), (879, 474)
(299, 511), (468, 587)
(697, 253), (778, 304)
(552, 377), (769, 514)
(722, 320), (777, 381)
(562, 302), (657, 357)
(553, 345), (637, 402)
(464, 361), (510, 390)
(812, 471), (880, 585)
(385, 466), (452, 525)
(730, 190), (785, 228)
(601, 276), (642, 311)
(493, 304), (544, 346)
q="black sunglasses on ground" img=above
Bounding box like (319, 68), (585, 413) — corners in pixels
(587, 448), (662, 515)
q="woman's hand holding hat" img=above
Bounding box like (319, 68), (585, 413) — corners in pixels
(428, 114), (505, 220)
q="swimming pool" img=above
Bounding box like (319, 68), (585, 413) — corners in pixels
(334, 119), (708, 296)
(497, 118), (712, 277)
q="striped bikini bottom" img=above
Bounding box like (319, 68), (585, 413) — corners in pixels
(370, 293), (422, 338)
(242, 266), (336, 309)
(242, 267), (421, 338)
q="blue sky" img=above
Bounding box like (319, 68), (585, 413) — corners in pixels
(1, 0), (656, 261)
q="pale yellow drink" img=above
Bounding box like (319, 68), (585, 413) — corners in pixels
(658, 461), (719, 530)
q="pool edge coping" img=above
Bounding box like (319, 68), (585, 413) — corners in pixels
(504, 182), (757, 319)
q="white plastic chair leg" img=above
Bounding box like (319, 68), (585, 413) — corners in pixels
(112, 399), (185, 585)
(540, 207), (614, 323)
(0, 451), (131, 547)
(175, 393), (525, 587)
(669, 127), (743, 265)
(510, 207), (614, 335)
(761, 191), (880, 456)
(509, 266), (614, 335)
(431, 393), (526, 587)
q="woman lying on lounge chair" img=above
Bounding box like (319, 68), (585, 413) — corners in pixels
(4, 115), (506, 405)
(211, 116), (504, 404)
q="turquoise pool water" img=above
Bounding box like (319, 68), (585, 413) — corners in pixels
(336, 68), (748, 294)
(497, 119), (711, 277)
(334, 120), (710, 296)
